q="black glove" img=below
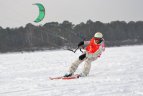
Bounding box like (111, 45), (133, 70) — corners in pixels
(78, 41), (84, 47)
(79, 54), (86, 60)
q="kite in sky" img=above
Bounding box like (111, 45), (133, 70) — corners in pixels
(33, 3), (45, 23)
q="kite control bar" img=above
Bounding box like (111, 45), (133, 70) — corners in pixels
(67, 47), (83, 53)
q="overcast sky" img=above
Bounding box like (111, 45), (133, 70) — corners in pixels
(0, 0), (143, 28)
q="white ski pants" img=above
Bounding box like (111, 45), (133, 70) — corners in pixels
(68, 57), (97, 76)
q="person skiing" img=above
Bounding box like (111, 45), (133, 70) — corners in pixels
(64, 32), (105, 77)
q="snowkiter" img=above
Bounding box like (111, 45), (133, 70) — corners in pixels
(64, 32), (105, 77)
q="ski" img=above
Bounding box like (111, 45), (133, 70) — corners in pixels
(49, 76), (63, 80)
(49, 74), (80, 80)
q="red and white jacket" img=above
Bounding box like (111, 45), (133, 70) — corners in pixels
(84, 37), (105, 58)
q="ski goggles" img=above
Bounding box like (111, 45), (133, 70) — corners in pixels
(94, 37), (101, 41)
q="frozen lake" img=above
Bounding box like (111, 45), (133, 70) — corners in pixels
(0, 45), (143, 96)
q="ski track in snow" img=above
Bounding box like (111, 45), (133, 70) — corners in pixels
(0, 45), (143, 96)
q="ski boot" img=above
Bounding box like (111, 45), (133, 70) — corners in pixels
(64, 72), (73, 77)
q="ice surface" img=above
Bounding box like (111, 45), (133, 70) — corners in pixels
(0, 45), (143, 96)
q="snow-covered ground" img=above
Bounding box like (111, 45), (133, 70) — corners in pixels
(0, 45), (143, 96)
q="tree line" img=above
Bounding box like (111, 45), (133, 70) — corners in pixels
(0, 20), (143, 52)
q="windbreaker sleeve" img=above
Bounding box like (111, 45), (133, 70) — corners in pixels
(84, 41), (90, 46)
(101, 39), (105, 51)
